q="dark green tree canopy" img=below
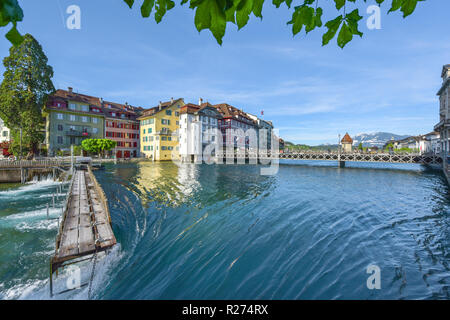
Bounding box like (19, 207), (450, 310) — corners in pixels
(2, 0), (424, 48)
(0, 33), (54, 155)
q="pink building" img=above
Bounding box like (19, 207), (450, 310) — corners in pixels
(103, 101), (142, 158)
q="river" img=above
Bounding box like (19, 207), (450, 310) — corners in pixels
(0, 161), (449, 299)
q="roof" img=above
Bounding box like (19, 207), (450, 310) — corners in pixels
(48, 89), (143, 118)
(51, 89), (102, 107)
(180, 103), (201, 115)
(138, 98), (183, 119)
(213, 103), (255, 124)
(341, 133), (353, 144)
(442, 64), (450, 77)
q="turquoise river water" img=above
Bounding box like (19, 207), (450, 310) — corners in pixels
(0, 161), (449, 299)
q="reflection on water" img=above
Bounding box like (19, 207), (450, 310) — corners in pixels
(0, 160), (449, 300)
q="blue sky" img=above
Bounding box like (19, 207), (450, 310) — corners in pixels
(0, 0), (449, 145)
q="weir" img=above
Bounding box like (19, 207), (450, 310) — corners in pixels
(49, 165), (116, 297)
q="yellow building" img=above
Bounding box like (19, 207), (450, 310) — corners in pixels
(138, 98), (184, 160)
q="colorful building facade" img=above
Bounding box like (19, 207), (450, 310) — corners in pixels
(138, 98), (184, 161)
(214, 103), (259, 152)
(179, 100), (222, 163)
(103, 101), (142, 158)
(434, 64), (450, 156)
(45, 88), (105, 155)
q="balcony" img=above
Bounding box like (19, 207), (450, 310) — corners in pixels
(66, 130), (90, 137)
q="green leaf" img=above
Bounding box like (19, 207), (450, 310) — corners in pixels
(5, 23), (23, 46)
(124, 0), (135, 8)
(389, 0), (403, 13)
(141, 0), (155, 17)
(306, 6), (322, 33)
(154, 0), (175, 23)
(334, 0), (346, 10)
(337, 22), (352, 48)
(322, 15), (342, 46)
(209, 0), (227, 44)
(236, 0), (254, 30)
(252, 0), (264, 18)
(194, 0), (227, 44)
(272, 0), (291, 9)
(401, 0), (419, 18)
(345, 9), (363, 37)
(194, 0), (211, 31)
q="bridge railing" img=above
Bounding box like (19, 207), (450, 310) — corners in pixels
(0, 159), (70, 168)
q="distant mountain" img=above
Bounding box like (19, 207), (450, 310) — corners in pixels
(351, 132), (410, 147)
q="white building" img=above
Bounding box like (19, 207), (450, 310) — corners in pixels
(417, 132), (440, 154)
(0, 118), (10, 143)
(434, 64), (450, 156)
(179, 99), (222, 163)
(245, 112), (274, 150)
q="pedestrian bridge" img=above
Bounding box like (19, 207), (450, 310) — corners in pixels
(278, 152), (442, 166)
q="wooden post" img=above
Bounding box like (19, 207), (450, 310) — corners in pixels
(49, 259), (53, 298)
(52, 193), (55, 208)
(47, 203), (49, 219)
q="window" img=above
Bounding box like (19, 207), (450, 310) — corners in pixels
(57, 136), (63, 144)
(81, 105), (88, 112)
(168, 146), (173, 151)
(150, 136), (154, 141)
(176, 121), (179, 125)
(57, 113), (63, 120)
(70, 115), (76, 121)
(93, 128), (98, 134)
(168, 136), (172, 141)
(2, 131), (8, 137)
(69, 103), (76, 110)
(175, 112), (179, 117)
(82, 116), (88, 123)
(57, 124), (63, 131)
(166, 110), (172, 116)
(111, 112), (116, 117)
(148, 128), (152, 133)
(162, 136), (167, 141)
(92, 118), (98, 124)
(162, 146), (167, 150)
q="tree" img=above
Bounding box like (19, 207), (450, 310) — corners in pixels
(0, 33), (55, 157)
(81, 139), (117, 157)
(2, 0), (424, 48)
(358, 142), (363, 150)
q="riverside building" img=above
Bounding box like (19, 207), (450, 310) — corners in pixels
(138, 98), (184, 161)
(179, 99), (223, 163)
(434, 64), (450, 157)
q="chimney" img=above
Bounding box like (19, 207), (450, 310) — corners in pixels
(68, 87), (73, 93)
(171, 97), (174, 104)
(159, 101), (162, 110)
(199, 98), (203, 105)
(100, 97), (103, 104)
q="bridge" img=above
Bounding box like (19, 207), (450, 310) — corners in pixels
(49, 166), (116, 297)
(0, 157), (117, 183)
(278, 151), (443, 167)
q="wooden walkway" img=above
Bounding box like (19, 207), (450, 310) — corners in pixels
(50, 167), (116, 294)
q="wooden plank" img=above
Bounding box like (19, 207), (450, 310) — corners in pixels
(79, 226), (95, 253)
(59, 228), (79, 257)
